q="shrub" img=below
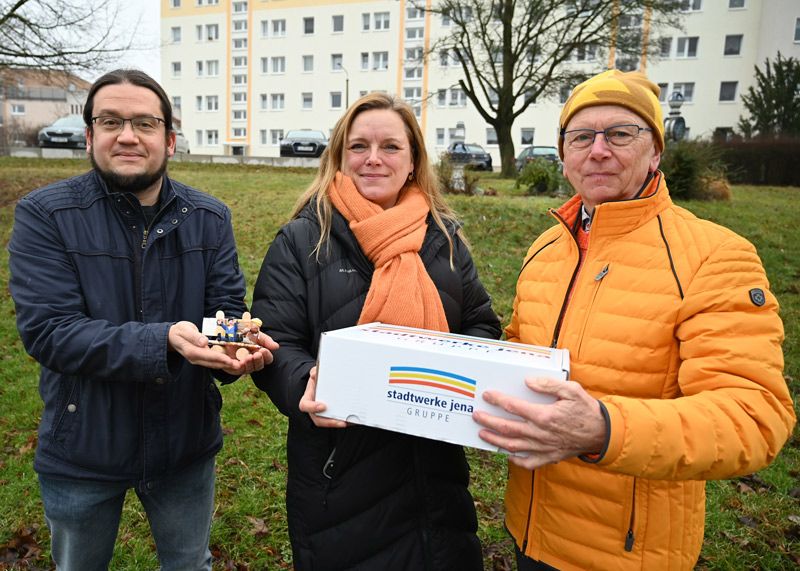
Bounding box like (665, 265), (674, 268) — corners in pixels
(516, 158), (568, 197)
(659, 140), (730, 200)
(436, 154), (480, 195)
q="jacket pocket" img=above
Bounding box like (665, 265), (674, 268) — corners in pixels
(624, 477), (638, 552)
(50, 376), (79, 446)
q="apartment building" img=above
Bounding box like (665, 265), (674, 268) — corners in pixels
(160, 0), (800, 161)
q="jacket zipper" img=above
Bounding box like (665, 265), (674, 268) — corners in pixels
(575, 264), (610, 359)
(521, 469), (536, 555)
(322, 446), (336, 508)
(625, 478), (637, 551)
(548, 209), (582, 348)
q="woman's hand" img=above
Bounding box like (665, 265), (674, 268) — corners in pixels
(299, 366), (347, 428)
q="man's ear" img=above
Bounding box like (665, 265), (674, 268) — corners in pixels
(166, 130), (176, 158)
(85, 127), (92, 155)
(649, 148), (661, 173)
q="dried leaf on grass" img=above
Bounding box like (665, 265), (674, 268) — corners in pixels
(246, 516), (269, 537)
(0, 527), (42, 564)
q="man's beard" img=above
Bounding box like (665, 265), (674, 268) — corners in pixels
(90, 148), (169, 195)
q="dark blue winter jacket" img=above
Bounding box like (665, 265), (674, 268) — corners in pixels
(8, 170), (246, 484)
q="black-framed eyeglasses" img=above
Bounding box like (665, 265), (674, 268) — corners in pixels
(561, 124), (652, 150)
(91, 116), (166, 135)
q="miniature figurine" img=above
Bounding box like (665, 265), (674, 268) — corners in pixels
(202, 310), (264, 360)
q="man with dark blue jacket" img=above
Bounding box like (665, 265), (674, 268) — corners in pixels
(8, 69), (278, 571)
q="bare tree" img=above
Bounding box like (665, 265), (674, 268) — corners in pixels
(415, 0), (684, 176)
(0, 0), (140, 73)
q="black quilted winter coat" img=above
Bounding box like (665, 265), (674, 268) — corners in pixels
(251, 202), (500, 570)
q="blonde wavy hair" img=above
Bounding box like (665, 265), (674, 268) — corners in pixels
(291, 92), (462, 262)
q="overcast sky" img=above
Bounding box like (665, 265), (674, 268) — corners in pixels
(89, 0), (161, 82)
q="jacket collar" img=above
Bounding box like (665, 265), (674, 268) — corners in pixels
(553, 171), (672, 237)
(91, 170), (177, 206)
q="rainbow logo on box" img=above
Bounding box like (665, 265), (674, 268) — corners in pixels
(388, 366), (476, 399)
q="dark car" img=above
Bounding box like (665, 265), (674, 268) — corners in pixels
(279, 129), (328, 157)
(38, 114), (87, 149)
(516, 145), (560, 171)
(445, 142), (493, 171)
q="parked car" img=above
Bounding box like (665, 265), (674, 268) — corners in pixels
(174, 127), (190, 154)
(37, 114), (86, 149)
(516, 145), (560, 171)
(445, 142), (493, 171)
(279, 129), (328, 157)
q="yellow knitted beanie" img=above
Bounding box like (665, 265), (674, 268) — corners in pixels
(558, 69), (664, 157)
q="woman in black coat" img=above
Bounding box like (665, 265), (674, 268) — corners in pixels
(251, 93), (500, 571)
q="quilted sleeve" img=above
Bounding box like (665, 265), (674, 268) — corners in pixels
(598, 234), (796, 480)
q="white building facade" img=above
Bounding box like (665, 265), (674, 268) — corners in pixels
(160, 0), (800, 161)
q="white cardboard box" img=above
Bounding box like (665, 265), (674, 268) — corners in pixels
(315, 323), (570, 454)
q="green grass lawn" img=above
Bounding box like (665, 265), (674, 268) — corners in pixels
(0, 158), (797, 570)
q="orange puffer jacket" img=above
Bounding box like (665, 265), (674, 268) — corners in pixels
(504, 173), (795, 571)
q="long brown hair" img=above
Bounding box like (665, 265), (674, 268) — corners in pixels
(292, 93), (461, 261)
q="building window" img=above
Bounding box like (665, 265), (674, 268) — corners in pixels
(233, 74), (247, 85)
(171, 0), (181, 7)
(362, 13), (370, 31)
(657, 83), (669, 102)
(374, 12), (390, 30)
(233, 38), (247, 49)
(206, 60), (219, 76)
(233, 92), (246, 103)
(271, 129), (284, 145)
(233, 1), (247, 13)
(719, 81), (737, 102)
(233, 19), (247, 32)
(303, 55), (314, 72)
(260, 93), (268, 110)
(331, 53), (343, 71)
(304, 17), (314, 35)
(271, 93), (285, 109)
(406, 27), (423, 40)
(728, 0), (745, 7)
(439, 50), (449, 66)
(302, 92), (313, 109)
(573, 43), (597, 62)
(450, 88), (466, 106)
(404, 67), (422, 79)
(206, 24), (219, 41)
(330, 91), (342, 108)
(272, 56), (286, 73)
(373, 51), (388, 70)
(680, 0), (702, 11)
(559, 85), (572, 104)
(172, 96), (182, 110)
(436, 128), (445, 146)
(171, 62), (182, 77)
(260, 129), (268, 145)
(11, 103), (25, 115)
(260, 20), (269, 37)
(233, 56), (247, 68)
(196, 25), (202, 41)
(676, 36), (699, 58)
(332, 15), (344, 33)
(486, 128), (498, 145)
(273, 19), (286, 37)
(195, 95), (202, 110)
(659, 37), (672, 57)
(437, 89), (447, 106)
(406, 47), (423, 62)
(171, 27), (181, 43)
(233, 109), (247, 121)
(361, 52), (369, 70)
(196, 60), (204, 76)
(404, 87), (421, 101)
(672, 82), (695, 102)
(724, 34), (743, 56)
(233, 127), (246, 138)
(796, 18), (800, 42)
(207, 130), (219, 145)
(206, 95), (219, 111)
(521, 128), (534, 145)
(407, 7), (423, 20)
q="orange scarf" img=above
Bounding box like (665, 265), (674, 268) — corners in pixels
(328, 172), (449, 332)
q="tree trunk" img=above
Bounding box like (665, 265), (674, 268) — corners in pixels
(496, 121), (516, 177)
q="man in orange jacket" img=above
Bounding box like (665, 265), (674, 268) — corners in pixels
(473, 69), (796, 571)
